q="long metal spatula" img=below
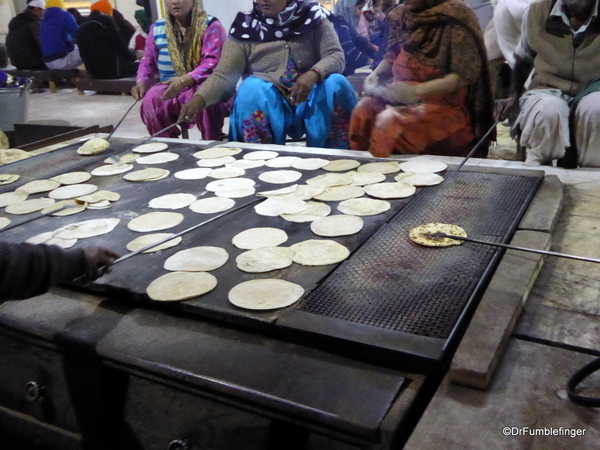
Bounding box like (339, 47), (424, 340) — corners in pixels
(106, 97), (140, 141)
(426, 232), (600, 264)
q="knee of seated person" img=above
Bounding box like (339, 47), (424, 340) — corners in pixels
(237, 76), (270, 96)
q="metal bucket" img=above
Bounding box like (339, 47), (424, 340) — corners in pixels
(0, 79), (32, 132)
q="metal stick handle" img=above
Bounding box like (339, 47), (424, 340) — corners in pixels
(106, 98), (140, 141)
(453, 120), (500, 173)
(136, 119), (186, 148)
(435, 233), (600, 264)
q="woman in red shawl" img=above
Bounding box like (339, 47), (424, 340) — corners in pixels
(349, 0), (494, 158)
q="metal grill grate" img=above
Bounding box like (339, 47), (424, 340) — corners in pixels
(299, 171), (540, 339)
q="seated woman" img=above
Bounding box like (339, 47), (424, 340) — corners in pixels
(180, 0), (358, 149)
(329, 13), (375, 76)
(77, 0), (138, 79)
(131, 0), (228, 140)
(350, 0), (494, 157)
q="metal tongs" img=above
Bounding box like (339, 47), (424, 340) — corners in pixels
(425, 232), (600, 264)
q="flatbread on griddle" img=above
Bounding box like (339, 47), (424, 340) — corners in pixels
(126, 233), (182, 253)
(0, 190), (28, 208)
(232, 227), (288, 250)
(164, 246), (229, 272)
(364, 182), (416, 199)
(235, 247), (294, 273)
(323, 159), (361, 172)
(5, 197), (55, 215)
(50, 172), (91, 185)
(127, 212), (184, 232)
(228, 279), (304, 310)
(196, 156), (236, 167)
(291, 239), (350, 266)
(136, 152), (179, 164)
(77, 138), (110, 155)
(147, 272), (217, 301)
(54, 218), (120, 239)
(409, 223), (467, 247)
(310, 215), (364, 237)
(189, 197), (235, 214)
(0, 217), (11, 230)
(16, 179), (60, 194)
(91, 164), (134, 176)
(132, 142), (168, 154)
(258, 170), (302, 184)
(280, 201), (331, 223)
(49, 184), (98, 200)
(399, 160), (448, 174)
(356, 161), (400, 174)
(174, 168), (213, 180)
(337, 198), (390, 216)
(149, 193), (197, 210)
(0, 174), (19, 185)
(123, 167), (169, 181)
(193, 147), (242, 159)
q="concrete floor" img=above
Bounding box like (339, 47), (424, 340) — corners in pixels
(20, 89), (600, 448)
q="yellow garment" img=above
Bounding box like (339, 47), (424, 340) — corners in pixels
(165, 0), (207, 76)
(45, 0), (65, 9)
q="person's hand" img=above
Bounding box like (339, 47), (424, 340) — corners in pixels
(495, 95), (519, 122)
(81, 247), (120, 282)
(289, 70), (320, 105)
(179, 95), (206, 123)
(363, 72), (381, 96)
(131, 81), (146, 100)
(376, 81), (418, 105)
(162, 77), (185, 100)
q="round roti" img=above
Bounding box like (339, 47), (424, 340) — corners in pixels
(16, 179), (60, 194)
(232, 227), (288, 250)
(278, 184), (325, 200)
(77, 190), (120, 203)
(104, 153), (138, 164)
(208, 167), (245, 179)
(228, 279), (304, 310)
(147, 272), (217, 301)
(306, 172), (353, 188)
(313, 185), (365, 202)
(235, 247), (294, 273)
(226, 159), (265, 170)
(128, 212), (184, 232)
(214, 186), (255, 198)
(50, 172), (91, 185)
(193, 147), (242, 159)
(5, 197), (55, 215)
(291, 158), (330, 170)
(41, 199), (85, 216)
(338, 198), (391, 216)
(0, 217), (11, 230)
(0, 174), (20, 185)
(206, 178), (255, 192)
(258, 185), (298, 197)
(132, 142), (168, 154)
(291, 239), (350, 266)
(196, 156), (236, 167)
(364, 182), (416, 199)
(135, 152), (179, 164)
(254, 197), (307, 217)
(243, 150), (278, 160)
(189, 197), (235, 214)
(126, 233), (182, 253)
(280, 201), (331, 223)
(310, 215), (364, 237)
(174, 167), (213, 180)
(258, 170), (302, 184)
(49, 184), (98, 200)
(0, 190), (28, 208)
(409, 223), (467, 247)
(395, 172), (444, 186)
(323, 159), (361, 172)
(164, 246), (229, 272)
(26, 231), (77, 249)
(149, 193), (197, 209)
(265, 156), (301, 168)
(399, 160), (448, 174)
(55, 218), (120, 239)
(357, 161), (401, 174)
(351, 171), (386, 186)
(77, 138), (110, 155)
(91, 164), (134, 176)
(123, 167), (169, 181)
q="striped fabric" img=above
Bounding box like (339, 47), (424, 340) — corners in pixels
(153, 15), (214, 82)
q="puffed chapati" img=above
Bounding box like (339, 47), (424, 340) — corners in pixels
(409, 223), (467, 247)
(126, 233), (182, 253)
(338, 198), (391, 216)
(164, 246), (229, 272)
(77, 138), (110, 155)
(189, 197), (235, 214)
(136, 152), (179, 164)
(313, 185), (365, 202)
(49, 184), (98, 200)
(291, 158), (329, 170)
(0, 149), (31, 164)
(5, 197), (55, 215)
(127, 212), (183, 232)
(174, 168), (213, 180)
(0, 131), (8, 150)
(77, 190), (120, 203)
(280, 201), (331, 223)
(265, 156), (301, 168)
(26, 232), (77, 249)
(291, 239), (350, 266)
(41, 200), (85, 216)
(254, 197), (307, 217)
(350, 171), (386, 186)
(364, 182), (416, 199)
(258, 170), (302, 184)
(395, 172), (444, 186)
(0, 217), (10, 229)
(208, 167), (245, 179)
(149, 193), (197, 209)
(232, 227), (288, 250)
(50, 172), (91, 185)
(55, 218), (120, 239)
(235, 247), (294, 273)
(0, 174), (19, 185)
(123, 167), (169, 181)
(16, 179), (60, 194)
(399, 160), (447, 174)
(0, 190), (28, 207)
(147, 272), (217, 301)
(323, 159), (361, 172)
(196, 156), (236, 167)
(310, 215), (364, 237)
(357, 161), (401, 174)
(91, 164), (134, 176)
(306, 172), (353, 188)
(228, 279), (304, 310)
(243, 150), (278, 160)
(132, 142), (168, 154)
(193, 147), (242, 159)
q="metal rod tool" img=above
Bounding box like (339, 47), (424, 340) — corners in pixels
(0, 204), (81, 234)
(106, 98), (140, 141)
(426, 232), (600, 264)
(452, 120), (500, 173)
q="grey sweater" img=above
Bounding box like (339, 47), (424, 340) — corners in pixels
(196, 18), (345, 106)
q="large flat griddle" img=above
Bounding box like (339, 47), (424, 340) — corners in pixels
(0, 138), (543, 373)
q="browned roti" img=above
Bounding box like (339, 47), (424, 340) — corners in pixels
(409, 223), (467, 247)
